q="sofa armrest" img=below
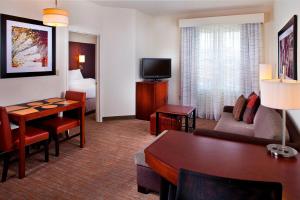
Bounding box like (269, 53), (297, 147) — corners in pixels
(223, 106), (234, 113)
(193, 128), (300, 151)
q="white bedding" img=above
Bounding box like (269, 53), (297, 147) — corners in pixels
(69, 78), (96, 98)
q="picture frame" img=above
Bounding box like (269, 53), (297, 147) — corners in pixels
(0, 14), (56, 78)
(278, 15), (297, 80)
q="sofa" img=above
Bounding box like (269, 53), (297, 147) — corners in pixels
(135, 105), (300, 194)
(195, 105), (300, 151)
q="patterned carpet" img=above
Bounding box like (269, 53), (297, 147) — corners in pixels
(0, 115), (216, 200)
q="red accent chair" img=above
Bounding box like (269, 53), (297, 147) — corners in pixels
(0, 107), (49, 182)
(150, 113), (182, 135)
(35, 91), (86, 157)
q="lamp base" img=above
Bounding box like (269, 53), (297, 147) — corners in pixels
(267, 144), (298, 158)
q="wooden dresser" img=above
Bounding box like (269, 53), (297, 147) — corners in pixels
(136, 81), (168, 120)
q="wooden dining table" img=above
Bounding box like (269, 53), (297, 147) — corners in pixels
(6, 97), (85, 179)
(145, 130), (300, 200)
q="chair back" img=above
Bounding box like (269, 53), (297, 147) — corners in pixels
(175, 169), (282, 200)
(0, 107), (13, 152)
(64, 91), (86, 118)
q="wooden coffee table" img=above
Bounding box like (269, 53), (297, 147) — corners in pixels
(155, 104), (196, 135)
(145, 130), (300, 200)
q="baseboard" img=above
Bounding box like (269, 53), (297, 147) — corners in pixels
(103, 115), (136, 121)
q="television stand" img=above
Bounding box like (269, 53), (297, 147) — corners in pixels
(136, 80), (168, 120)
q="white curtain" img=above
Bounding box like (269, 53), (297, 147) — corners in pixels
(181, 23), (261, 120)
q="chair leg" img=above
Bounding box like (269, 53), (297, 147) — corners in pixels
(43, 140), (49, 162)
(53, 134), (60, 157)
(1, 153), (11, 182)
(65, 130), (70, 139)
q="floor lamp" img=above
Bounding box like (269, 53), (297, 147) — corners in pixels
(260, 79), (300, 157)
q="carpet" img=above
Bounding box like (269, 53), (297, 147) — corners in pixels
(0, 115), (216, 200)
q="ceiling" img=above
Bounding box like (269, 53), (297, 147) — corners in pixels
(92, 0), (274, 15)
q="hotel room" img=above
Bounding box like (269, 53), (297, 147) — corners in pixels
(0, 0), (300, 199)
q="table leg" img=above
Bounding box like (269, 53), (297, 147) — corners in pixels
(160, 177), (170, 200)
(80, 106), (85, 148)
(192, 109), (196, 130)
(156, 112), (160, 136)
(18, 119), (26, 179)
(185, 116), (189, 132)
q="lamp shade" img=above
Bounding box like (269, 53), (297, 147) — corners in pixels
(259, 64), (273, 80)
(79, 55), (85, 63)
(43, 8), (68, 27)
(260, 79), (300, 110)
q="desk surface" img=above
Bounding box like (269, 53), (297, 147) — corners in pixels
(145, 131), (300, 200)
(156, 104), (195, 115)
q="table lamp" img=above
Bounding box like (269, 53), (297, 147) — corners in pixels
(259, 64), (273, 80)
(260, 78), (300, 157)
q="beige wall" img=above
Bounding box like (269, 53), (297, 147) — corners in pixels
(272, 0), (300, 130)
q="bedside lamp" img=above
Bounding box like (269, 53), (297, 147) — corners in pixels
(79, 55), (85, 69)
(260, 78), (300, 157)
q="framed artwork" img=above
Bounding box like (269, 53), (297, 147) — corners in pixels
(0, 14), (56, 78)
(278, 15), (297, 80)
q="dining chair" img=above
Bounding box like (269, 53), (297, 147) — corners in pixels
(175, 169), (282, 200)
(36, 91), (86, 157)
(0, 107), (49, 182)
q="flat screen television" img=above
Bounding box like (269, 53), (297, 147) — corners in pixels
(141, 58), (171, 80)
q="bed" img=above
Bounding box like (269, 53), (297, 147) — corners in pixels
(68, 69), (96, 113)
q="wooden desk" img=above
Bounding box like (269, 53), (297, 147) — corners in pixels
(6, 98), (85, 179)
(145, 131), (300, 200)
(156, 104), (196, 135)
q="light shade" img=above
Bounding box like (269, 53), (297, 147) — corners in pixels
(43, 8), (68, 27)
(260, 79), (300, 110)
(259, 64), (273, 80)
(79, 55), (85, 63)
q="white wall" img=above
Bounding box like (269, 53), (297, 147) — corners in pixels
(136, 8), (273, 105)
(0, 1), (68, 106)
(272, 0), (300, 129)
(0, 0), (137, 118)
(69, 32), (97, 44)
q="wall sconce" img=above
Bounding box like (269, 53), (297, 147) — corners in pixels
(79, 55), (85, 69)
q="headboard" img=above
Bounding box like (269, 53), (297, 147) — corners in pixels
(69, 41), (96, 79)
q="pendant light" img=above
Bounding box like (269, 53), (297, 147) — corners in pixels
(43, 0), (69, 27)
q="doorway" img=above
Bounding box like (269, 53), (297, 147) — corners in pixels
(67, 31), (101, 122)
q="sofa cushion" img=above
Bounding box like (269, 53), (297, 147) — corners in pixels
(215, 112), (254, 137)
(233, 95), (247, 121)
(243, 92), (260, 124)
(254, 106), (289, 141)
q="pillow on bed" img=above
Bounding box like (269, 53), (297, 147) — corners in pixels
(69, 69), (83, 81)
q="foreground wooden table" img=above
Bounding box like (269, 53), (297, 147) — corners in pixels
(145, 130), (300, 200)
(6, 98), (85, 179)
(155, 104), (196, 135)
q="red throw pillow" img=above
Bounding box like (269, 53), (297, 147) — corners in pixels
(243, 92), (260, 124)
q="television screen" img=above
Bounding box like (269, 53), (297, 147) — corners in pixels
(141, 58), (171, 79)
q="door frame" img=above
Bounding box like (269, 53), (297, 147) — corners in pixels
(66, 26), (102, 122)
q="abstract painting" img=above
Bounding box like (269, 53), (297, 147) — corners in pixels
(0, 14), (56, 78)
(278, 15), (297, 80)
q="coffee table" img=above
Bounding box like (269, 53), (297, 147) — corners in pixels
(155, 104), (196, 135)
(145, 130), (300, 200)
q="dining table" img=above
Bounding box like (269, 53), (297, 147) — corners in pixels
(6, 97), (85, 179)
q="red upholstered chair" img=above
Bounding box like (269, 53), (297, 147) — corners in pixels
(150, 113), (182, 135)
(36, 91), (86, 157)
(0, 107), (49, 182)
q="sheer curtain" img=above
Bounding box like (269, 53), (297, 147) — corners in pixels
(181, 23), (261, 120)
